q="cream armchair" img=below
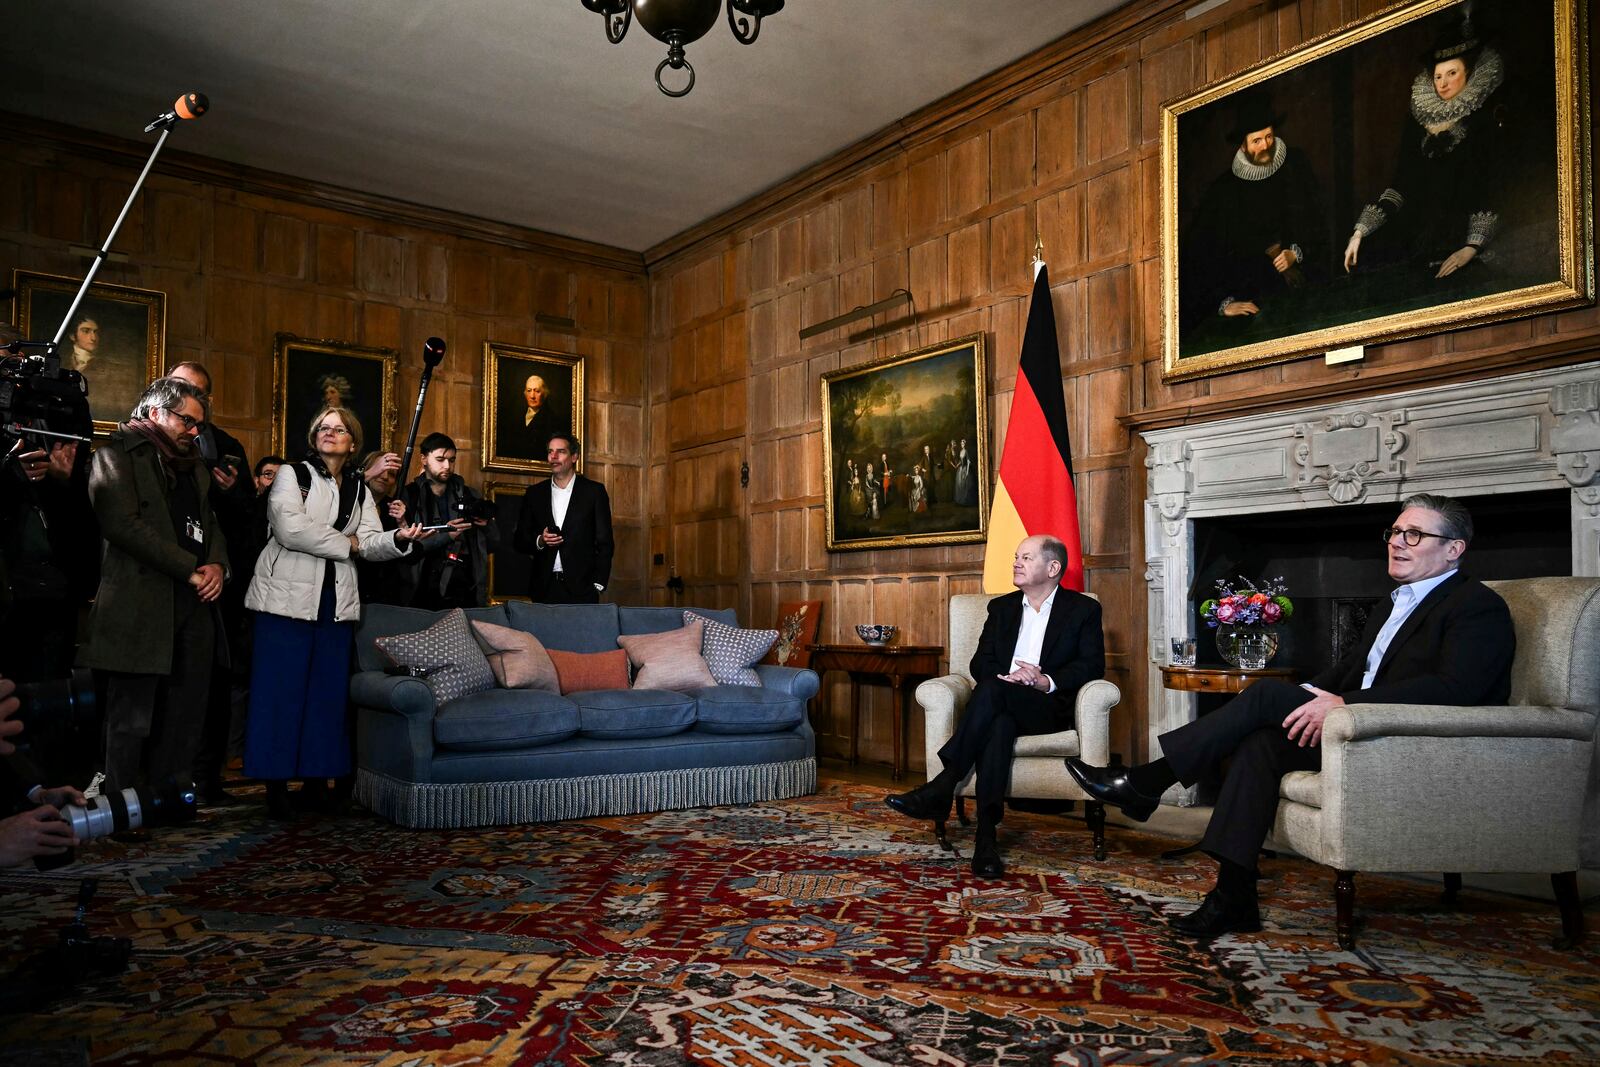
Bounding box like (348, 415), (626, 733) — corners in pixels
(917, 592), (1121, 859)
(1272, 576), (1599, 950)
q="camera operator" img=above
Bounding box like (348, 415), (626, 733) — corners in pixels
(399, 432), (498, 610)
(167, 363), (256, 806)
(0, 323), (98, 683)
(0, 675), (84, 867)
(78, 377), (227, 799)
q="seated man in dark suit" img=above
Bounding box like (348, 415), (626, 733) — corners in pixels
(885, 534), (1105, 879)
(1069, 493), (1514, 938)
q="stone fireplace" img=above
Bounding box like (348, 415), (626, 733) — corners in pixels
(1140, 361), (1600, 815)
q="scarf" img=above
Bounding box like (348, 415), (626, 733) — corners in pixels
(127, 417), (201, 473)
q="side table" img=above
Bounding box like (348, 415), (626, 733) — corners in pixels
(808, 642), (943, 781)
(1159, 665), (1296, 694)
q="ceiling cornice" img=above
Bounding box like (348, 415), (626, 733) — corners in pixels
(0, 111), (647, 276)
(641, 0), (1196, 270)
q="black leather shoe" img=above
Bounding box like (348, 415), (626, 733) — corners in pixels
(1064, 758), (1160, 822)
(884, 781), (954, 822)
(1169, 890), (1262, 939)
(971, 824), (1004, 879)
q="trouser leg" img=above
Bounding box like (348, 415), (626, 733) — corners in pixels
(102, 673), (159, 794)
(938, 679), (1071, 820)
(1157, 680), (1312, 786)
(1202, 725), (1321, 871)
(146, 602), (215, 790)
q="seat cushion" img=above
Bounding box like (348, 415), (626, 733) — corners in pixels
(617, 619), (716, 692)
(684, 611), (777, 686)
(373, 608), (497, 704)
(505, 601), (621, 653)
(433, 689), (581, 752)
(1279, 770), (1322, 808)
(1011, 730), (1081, 758)
(571, 688), (698, 739)
(691, 684), (805, 735)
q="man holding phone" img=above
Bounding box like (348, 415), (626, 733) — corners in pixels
(399, 432), (499, 610)
(513, 433), (613, 604)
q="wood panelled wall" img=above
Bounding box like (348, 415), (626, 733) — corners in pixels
(0, 125), (653, 604)
(644, 0), (1599, 769)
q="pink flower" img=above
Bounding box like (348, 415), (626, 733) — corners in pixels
(1262, 601), (1282, 623)
(1215, 601), (1238, 623)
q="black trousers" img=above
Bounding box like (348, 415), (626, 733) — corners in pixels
(534, 573), (600, 604)
(937, 678), (1072, 823)
(102, 596), (215, 794)
(1158, 679), (1319, 871)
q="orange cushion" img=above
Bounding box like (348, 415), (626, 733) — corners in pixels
(546, 647), (631, 695)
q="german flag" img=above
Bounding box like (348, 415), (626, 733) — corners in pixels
(982, 263), (1084, 592)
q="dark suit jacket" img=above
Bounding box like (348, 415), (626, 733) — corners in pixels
(1306, 570), (1513, 706)
(513, 474), (613, 599)
(970, 588), (1105, 710)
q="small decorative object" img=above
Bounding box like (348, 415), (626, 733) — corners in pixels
(854, 624), (897, 647)
(1170, 636), (1198, 667)
(765, 599), (822, 668)
(1200, 577), (1293, 669)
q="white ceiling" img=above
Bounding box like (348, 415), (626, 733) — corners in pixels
(3, 1), (1127, 252)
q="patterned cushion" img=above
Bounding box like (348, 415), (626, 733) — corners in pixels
(683, 611), (777, 687)
(617, 619), (716, 692)
(373, 608), (496, 704)
(547, 647), (631, 695)
(471, 619), (560, 692)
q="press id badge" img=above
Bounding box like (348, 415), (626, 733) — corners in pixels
(186, 518), (205, 543)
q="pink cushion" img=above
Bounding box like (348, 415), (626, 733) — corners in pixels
(471, 620), (560, 692)
(617, 619), (716, 693)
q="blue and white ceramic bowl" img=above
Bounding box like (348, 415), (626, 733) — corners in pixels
(855, 624), (898, 646)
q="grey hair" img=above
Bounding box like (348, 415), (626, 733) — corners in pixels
(1036, 534), (1069, 576)
(132, 376), (209, 422)
(1402, 492), (1474, 543)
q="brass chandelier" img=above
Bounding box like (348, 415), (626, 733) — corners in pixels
(580, 0), (785, 97)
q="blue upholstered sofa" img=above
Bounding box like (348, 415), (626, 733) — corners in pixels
(349, 602), (819, 828)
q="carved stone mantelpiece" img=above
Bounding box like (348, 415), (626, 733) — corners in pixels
(1139, 361), (1600, 810)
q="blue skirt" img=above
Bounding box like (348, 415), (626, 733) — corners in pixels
(244, 576), (353, 780)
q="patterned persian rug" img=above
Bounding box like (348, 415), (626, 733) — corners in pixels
(1, 782), (1597, 1065)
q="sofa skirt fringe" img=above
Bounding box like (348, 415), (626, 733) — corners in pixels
(354, 758), (819, 829)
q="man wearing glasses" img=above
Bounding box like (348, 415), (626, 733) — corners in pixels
(79, 377), (228, 803)
(1068, 493), (1513, 939)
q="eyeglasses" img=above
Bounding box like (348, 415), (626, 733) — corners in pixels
(315, 424), (352, 436)
(164, 409), (201, 431)
(1380, 526), (1457, 546)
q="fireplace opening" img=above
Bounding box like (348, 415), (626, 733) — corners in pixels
(1188, 489), (1571, 677)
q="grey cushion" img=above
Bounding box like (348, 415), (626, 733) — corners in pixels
(620, 605), (737, 635)
(684, 610), (777, 687)
(506, 601), (621, 653)
(570, 688), (697, 739)
(356, 603), (508, 671)
(373, 609), (497, 704)
(691, 685), (805, 735)
(434, 689), (581, 752)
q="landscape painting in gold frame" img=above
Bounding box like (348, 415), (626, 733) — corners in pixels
(1160, 0), (1590, 383)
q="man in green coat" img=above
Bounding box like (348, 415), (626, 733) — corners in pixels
(78, 377), (228, 794)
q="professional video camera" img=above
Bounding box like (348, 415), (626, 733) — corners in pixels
(0, 344), (91, 456)
(455, 496), (499, 523)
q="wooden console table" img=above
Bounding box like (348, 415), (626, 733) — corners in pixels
(808, 643), (943, 781)
(1159, 665), (1296, 694)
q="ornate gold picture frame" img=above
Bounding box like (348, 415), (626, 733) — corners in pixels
(271, 334), (398, 458)
(821, 333), (989, 552)
(482, 342), (585, 474)
(13, 269), (165, 436)
(1161, 0), (1590, 382)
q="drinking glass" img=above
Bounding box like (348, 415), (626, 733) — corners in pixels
(1237, 632), (1270, 671)
(1170, 636), (1197, 667)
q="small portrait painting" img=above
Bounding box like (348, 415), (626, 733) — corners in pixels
(483, 342), (585, 474)
(13, 270), (164, 435)
(271, 335), (397, 458)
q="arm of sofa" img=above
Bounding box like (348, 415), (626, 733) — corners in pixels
(753, 665), (820, 701)
(349, 670), (437, 783)
(917, 673), (973, 780)
(1073, 678), (1119, 768)
(350, 670), (437, 718)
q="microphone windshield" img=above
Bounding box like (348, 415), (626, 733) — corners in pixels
(174, 92), (209, 120)
(423, 337), (447, 367)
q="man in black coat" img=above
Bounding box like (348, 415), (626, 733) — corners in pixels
(1069, 493), (1514, 939)
(885, 534), (1105, 879)
(513, 433), (613, 604)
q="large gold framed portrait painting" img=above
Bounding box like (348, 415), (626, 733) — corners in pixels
(1161, 0), (1590, 382)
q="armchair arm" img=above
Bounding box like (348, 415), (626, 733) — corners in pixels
(1072, 679), (1120, 767)
(917, 674), (973, 779)
(753, 665), (821, 701)
(1327, 703), (1595, 745)
(349, 670), (436, 718)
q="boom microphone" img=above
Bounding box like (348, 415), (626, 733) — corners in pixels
(422, 336), (447, 367)
(144, 92), (209, 133)
(397, 338), (449, 492)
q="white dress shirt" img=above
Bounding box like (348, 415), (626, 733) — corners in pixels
(1010, 588), (1058, 693)
(1359, 568), (1457, 689)
(549, 476), (574, 573)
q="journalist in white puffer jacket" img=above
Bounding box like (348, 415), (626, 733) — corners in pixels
(243, 405), (424, 818)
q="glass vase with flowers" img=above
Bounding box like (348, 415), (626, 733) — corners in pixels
(1199, 577), (1294, 669)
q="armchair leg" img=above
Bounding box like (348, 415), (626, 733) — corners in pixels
(1085, 801), (1106, 861)
(933, 817), (953, 852)
(955, 796), (970, 828)
(1335, 870), (1357, 950)
(1441, 872), (1462, 906)
(1552, 871), (1585, 950)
